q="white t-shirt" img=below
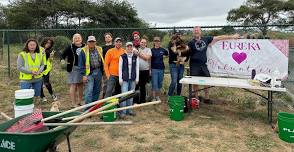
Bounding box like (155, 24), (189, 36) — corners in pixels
(138, 47), (152, 71)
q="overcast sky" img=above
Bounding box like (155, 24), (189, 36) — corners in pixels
(128, 0), (246, 26)
(1, 0), (246, 26)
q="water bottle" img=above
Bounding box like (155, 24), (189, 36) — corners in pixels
(251, 69), (256, 79)
(272, 69), (280, 87)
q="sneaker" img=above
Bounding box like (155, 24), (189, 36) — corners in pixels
(41, 97), (47, 102)
(204, 98), (213, 104)
(128, 112), (136, 116)
(119, 114), (127, 120)
(52, 94), (57, 101)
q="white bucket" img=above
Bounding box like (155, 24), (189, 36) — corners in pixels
(14, 104), (34, 118)
(15, 89), (35, 99)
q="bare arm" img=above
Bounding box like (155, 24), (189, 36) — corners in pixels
(138, 48), (151, 61)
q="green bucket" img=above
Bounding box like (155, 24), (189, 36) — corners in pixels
(102, 99), (117, 122)
(168, 96), (185, 121)
(15, 89), (34, 106)
(278, 112), (294, 143)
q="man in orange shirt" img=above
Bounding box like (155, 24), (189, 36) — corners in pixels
(104, 37), (125, 97)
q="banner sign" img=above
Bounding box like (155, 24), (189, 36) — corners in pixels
(206, 39), (289, 79)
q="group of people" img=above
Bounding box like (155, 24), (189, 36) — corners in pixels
(17, 26), (239, 118)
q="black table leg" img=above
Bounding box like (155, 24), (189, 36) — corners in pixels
(188, 84), (192, 112)
(268, 91), (273, 124)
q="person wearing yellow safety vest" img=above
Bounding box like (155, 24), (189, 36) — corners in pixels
(17, 39), (45, 97)
(79, 36), (104, 106)
(40, 37), (57, 102)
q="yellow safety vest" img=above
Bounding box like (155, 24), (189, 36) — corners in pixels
(41, 47), (54, 76)
(81, 46), (104, 76)
(19, 52), (44, 80)
(42, 58), (52, 75)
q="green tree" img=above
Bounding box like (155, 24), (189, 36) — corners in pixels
(2, 0), (148, 29)
(227, 0), (291, 36)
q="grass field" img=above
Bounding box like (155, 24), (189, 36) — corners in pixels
(0, 46), (293, 152)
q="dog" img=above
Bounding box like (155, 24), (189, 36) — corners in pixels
(50, 101), (61, 112)
(170, 34), (189, 65)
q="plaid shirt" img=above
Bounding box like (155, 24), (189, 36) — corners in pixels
(90, 49), (101, 69)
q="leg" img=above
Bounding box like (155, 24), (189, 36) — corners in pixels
(114, 77), (121, 95)
(176, 65), (184, 95)
(134, 84), (140, 104)
(92, 70), (102, 102)
(40, 81), (45, 98)
(157, 69), (165, 99)
(44, 73), (54, 95)
(139, 71), (148, 103)
(105, 76), (117, 98)
(77, 83), (84, 105)
(201, 66), (211, 100)
(102, 75), (108, 98)
(151, 69), (158, 99)
(190, 66), (202, 99)
(120, 81), (128, 116)
(84, 75), (94, 105)
(69, 84), (77, 106)
(32, 80), (42, 97)
(168, 64), (178, 96)
(127, 81), (136, 114)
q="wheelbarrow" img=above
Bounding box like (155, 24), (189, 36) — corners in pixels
(0, 111), (81, 152)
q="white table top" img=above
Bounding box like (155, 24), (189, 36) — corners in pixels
(180, 76), (286, 92)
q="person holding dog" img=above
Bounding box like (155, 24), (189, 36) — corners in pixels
(187, 26), (240, 104)
(79, 36), (104, 105)
(167, 32), (189, 97)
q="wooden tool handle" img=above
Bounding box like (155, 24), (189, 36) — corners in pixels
(42, 90), (134, 122)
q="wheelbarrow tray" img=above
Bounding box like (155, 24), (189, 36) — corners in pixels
(0, 111), (81, 152)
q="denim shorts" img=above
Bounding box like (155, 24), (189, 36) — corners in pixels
(151, 69), (164, 91)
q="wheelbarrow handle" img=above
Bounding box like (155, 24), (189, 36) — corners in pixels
(0, 112), (12, 120)
(42, 90), (135, 122)
(54, 101), (119, 130)
(62, 100), (161, 121)
(44, 121), (133, 126)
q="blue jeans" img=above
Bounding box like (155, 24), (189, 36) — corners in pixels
(120, 80), (136, 116)
(84, 69), (102, 105)
(105, 75), (120, 98)
(168, 64), (184, 96)
(151, 69), (164, 91)
(20, 80), (43, 97)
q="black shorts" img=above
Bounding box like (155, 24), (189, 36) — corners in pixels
(190, 65), (210, 77)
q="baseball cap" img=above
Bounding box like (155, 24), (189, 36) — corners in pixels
(114, 37), (122, 42)
(126, 42), (133, 46)
(87, 36), (96, 42)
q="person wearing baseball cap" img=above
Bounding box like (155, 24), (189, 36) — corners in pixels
(79, 35), (104, 106)
(118, 42), (139, 118)
(104, 37), (125, 97)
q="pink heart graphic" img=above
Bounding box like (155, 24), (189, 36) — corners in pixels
(232, 52), (247, 64)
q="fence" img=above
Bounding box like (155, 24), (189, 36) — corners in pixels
(0, 25), (293, 97)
